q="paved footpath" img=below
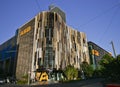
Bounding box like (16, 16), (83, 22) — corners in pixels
(81, 82), (103, 87)
(0, 78), (104, 87)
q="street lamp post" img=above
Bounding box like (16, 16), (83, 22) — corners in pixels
(110, 41), (117, 58)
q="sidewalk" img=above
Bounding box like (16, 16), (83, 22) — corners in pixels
(31, 80), (59, 86)
(30, 78), (104, 87)
(81, 82), (103, 87)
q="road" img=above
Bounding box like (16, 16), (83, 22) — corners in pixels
(0, 78), (104, 87)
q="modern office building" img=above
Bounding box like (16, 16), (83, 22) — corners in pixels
(16, 6), (90, 80)
(88, 41), (111, 69)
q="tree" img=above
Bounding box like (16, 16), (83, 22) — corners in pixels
(64, 65), (78, 80)
(99, 54), (120, 82)
(81, 61), (94, 78)
(93, 67), (103, 78)
(99, 54), (114, 66)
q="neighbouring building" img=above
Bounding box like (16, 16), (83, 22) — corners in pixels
(88, 41), (111, 69)
(0, 35), (17, 77)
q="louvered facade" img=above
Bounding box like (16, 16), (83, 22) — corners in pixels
(16, 11), (89, 80)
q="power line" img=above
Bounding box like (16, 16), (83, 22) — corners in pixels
(35, 0), (41, 12)
(96, 4), (120, 56)
(80, 3), (120, 28)
(98, 5), (120, 42)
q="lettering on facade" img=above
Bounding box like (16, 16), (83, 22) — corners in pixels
(92, 49), (99, 56)
(20, 26), (31, 36)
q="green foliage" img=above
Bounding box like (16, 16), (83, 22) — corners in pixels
(93, 68), (103, 78)
(17, 74), (28, 84)
(99, 54), (120, 82)
(81, 61), (94, 78)
(17, 80), (27, 84)
(22, 74), (28, 79)
(99, 54), (114, 66)
(64, 65), (78, 80)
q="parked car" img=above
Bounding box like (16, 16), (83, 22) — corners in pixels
(0, 78), (6, 84)
(6, 77), (17, 84)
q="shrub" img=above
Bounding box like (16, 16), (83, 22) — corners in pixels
(64, 65), (78, 80)
(17, 74), (28, 84)
(81, 61), (94, 78)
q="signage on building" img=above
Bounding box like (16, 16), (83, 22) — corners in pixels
(92, 49), (99, 56)
(20, 26), (31, 36)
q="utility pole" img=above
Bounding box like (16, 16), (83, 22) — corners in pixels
(111, 41), (117, 58)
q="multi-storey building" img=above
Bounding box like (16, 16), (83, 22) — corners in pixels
(16, 6), (90, 80)
(0, 35), (17, 77)
(88, 41), (111, 69)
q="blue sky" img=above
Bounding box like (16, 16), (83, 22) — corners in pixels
(0, 0), (120, 56)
